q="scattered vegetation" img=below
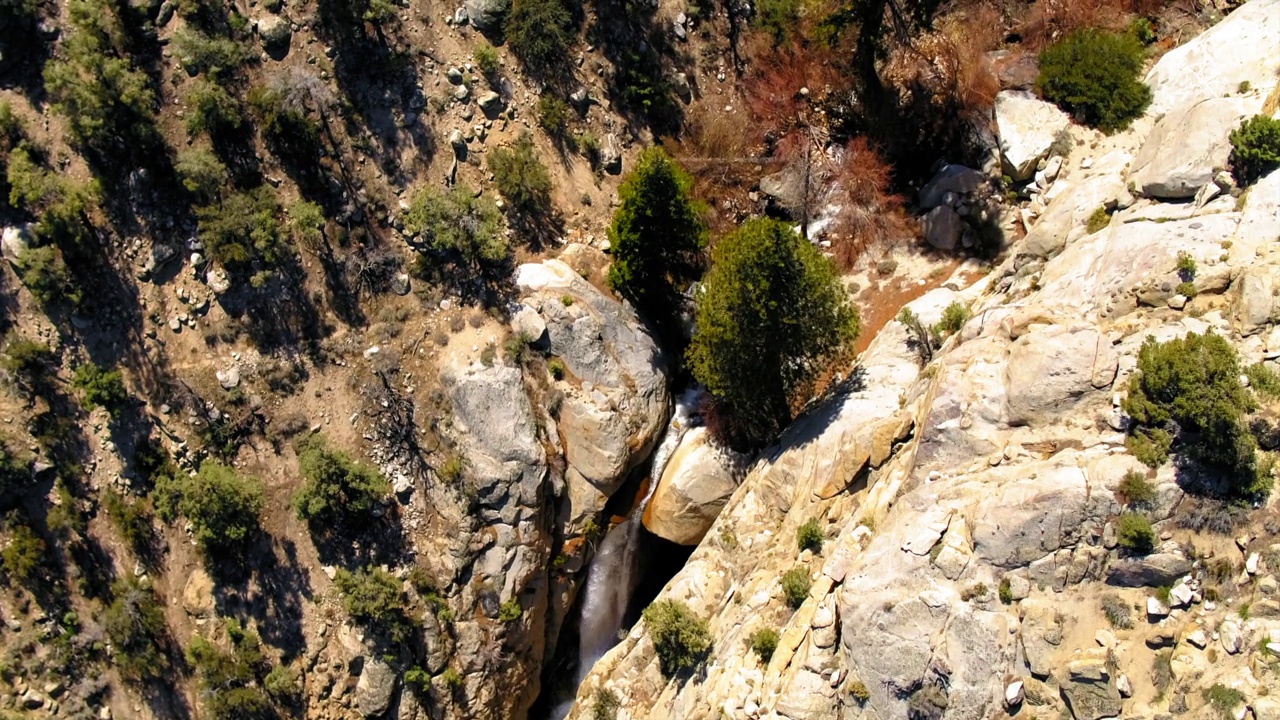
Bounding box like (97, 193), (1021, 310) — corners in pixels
(72, 362), (127, 417)
(188, 621), (293, 719)
(1228, 114), (1280, 187)
(293, 434), (389, 533)
(796, 518), (824, 554)
(1203, 684), (1245, 719)
(1086, 206), (1111, 234)
(688, 218), (858, 450)
(1101, 594), (1133, 629)
(1122, 332), (1265, 496)
(498, 597), (523, 622)
(642, 600), (712, 677)
(505, 0), (574, 83)
(591, 688), (621, 720)
(1036, 29), (1151, 132)
(748, 627), (779, 663)
(1246, 362), (1280, 399)
(197, 186), (288, 278)
(335, 566), (415, 643)
(1, 515), (45, 586)
(489, 132), (554, 220)
(168, 462), (264, 557)
(1175, 250), (1197, 278)
(1116, 512), (1155, 554)
(1117, 470), (1157, 509)
(100, 577), (170, 682)
(934, 302), (971, 338)
(782, 566), (812, 608)
(998, 577), (1013, 605)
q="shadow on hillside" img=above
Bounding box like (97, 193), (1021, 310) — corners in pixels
(212, 535), (313, 659)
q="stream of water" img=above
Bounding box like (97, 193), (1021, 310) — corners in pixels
(550, 388), (703, 718)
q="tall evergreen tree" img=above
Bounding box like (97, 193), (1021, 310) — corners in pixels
(687, 218), (858, 450)
(607, 147), (707, 331)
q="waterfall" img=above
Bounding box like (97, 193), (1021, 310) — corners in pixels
(552, 389), (703, 718)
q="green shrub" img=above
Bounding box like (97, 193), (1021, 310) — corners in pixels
(1086, 206), (1110, 234)
(293, 434), (389, 532)
(335, 566), (415, 642)
(172, 29), (253, 80)
(847, 678), (870, 704)
(1, 516), (44, 586)
(248, 82), (322, 163)
(3, 338), (56, 400)
(960, 582), (989, 601)
(688, 218), (858, 450)
(440, 667), (463, 690)
(1176, 281), (1197, 299)
(197, 186), (287, 275)
(1101, 594), (1133, 629)
(437, 453), (464, 482)
(176, 148), (230, 201)
(489, 132), (553, 218)
(1245, 362), (1280, 399)
(177, 462), (264, 555)
(591, 688), (621, 720)
(185, 79), (246, 137)
(187, 622), (282, 720)
(933, 302), (970, 338)
(1128, 16), (1156, 44)
(1203, 684), (1245, 719)
(1228, 114), (1280, 187)
(607, 147), (707, 328)
(1175, 250), (1197, 278)
(103, 490), (154, 558)
(1122, 332), (1260, 494)
(642, 599), (712, 677)
(747, 627), (779, 663)
(73, 362), (127, 416)
(547, 357), (566, 380)
(1036, 29), (1151, 132)
(1127, 426), (1172, 468)
(498, 597), (523, 622)
(1116, 512), (1155, 554)
(15, 246), (81, 308)
(473, 43), (501, 82)
(796, 518), (824, 553)
(101, 577), (170, 682)
(537, 95), (572, 141)
(998, 577), (1013, 605)
(1117, 470), (1156, 509)
(505, 0), (573, 81)
(781, 566), (811, 608)
(753, 0), (800, 42)
(43, 0), (157, 154)
(403, 185), (508, 271)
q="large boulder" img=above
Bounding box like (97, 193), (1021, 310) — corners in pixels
(463, 0), (509, 31)
(1129, 97), (1255, 198)
(1021, 172), (1129, 259)
(355, 658), (398, 717)
(1004, 325), (1117, 426)
(1105, 553), (1193, 587)
(1057, 650), (1122, 720)
(1143, 0), (1280, 115)
(923, 205), (963, 251)
(643, 427), (740, 545)
(514, 260), (670, 523)
(995, 90), (1072, 182)
(919, 164), (985, 210)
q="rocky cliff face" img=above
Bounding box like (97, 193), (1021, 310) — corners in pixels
(563, 2), (1280, 718)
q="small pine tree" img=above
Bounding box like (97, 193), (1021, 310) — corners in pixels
(1036, 29), (1151, 132)
(178, 462), (264, 555)
(606, 147), (707, 329)
(1228, 115), (1280, 187)
(292, 434), (389, 534)
(688, 218), (859, 450)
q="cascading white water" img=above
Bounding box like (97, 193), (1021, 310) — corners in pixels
(552, 389), (703, 718)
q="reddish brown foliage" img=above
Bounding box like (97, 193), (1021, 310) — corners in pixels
(743, 43), (842, 142)
(1017, 0), (1132, 49)
(827, 138), (913, 269)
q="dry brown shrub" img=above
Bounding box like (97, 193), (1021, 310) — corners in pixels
(666, 106), (756, 190)
(743, 43), (842, 140)
(827, 138), (913, 268)
(938, 2), (1003, 111)
(1017, 0), (1130, 50)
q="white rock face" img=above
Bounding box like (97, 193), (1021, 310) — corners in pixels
(1143, 0), (1280, 115)
(643, 427), (741, 545)
(995, 90), (1072, 181)
(1129, 97), (1255, 198)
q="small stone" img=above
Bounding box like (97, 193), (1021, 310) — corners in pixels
(1170, 582), (1194, 608)
(216, 367), (240, 390)
(1220, 620), (1242, 654)
(1247, 553), (1260, 575)
(1147, 596), (1170, 619)
(1005, 680), (1024, 707)
(1186, 628), (1208, 648)
(1168, 294), (1188, 310)
(1116, 673), (1132, 698)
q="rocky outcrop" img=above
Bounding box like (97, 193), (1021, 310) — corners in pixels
(1129, 97), (1254, 198)
(514, 259), (670, 527)
(643, 427), (741, 545)
(994, 90), (1071, 181)
(562, 7), (1280, 720)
